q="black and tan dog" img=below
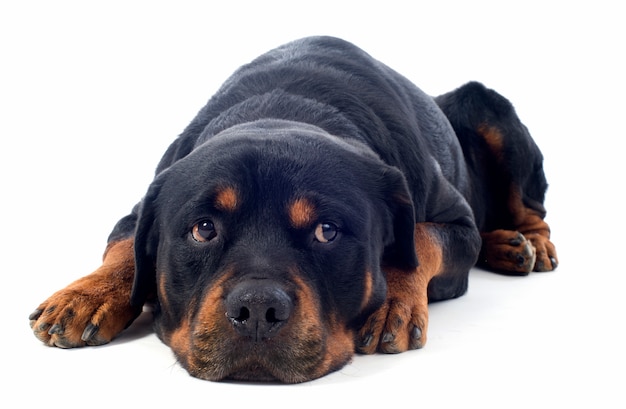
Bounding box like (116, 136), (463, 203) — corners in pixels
(30, 36), (557, 383)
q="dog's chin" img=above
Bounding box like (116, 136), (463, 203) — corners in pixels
(224, 360), (326, 384)
(226, 364), (282, 383)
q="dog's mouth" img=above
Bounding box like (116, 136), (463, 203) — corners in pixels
(163, 311), (356, 383)
(160, 273), (356, 383)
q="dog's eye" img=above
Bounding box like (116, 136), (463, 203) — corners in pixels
(314, 223), (338, 243)
(192, 220), (217, 242)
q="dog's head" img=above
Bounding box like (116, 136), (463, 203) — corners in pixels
(131, 119), (417, 383)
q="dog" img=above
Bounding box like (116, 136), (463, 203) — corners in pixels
(29, 36), (557, 383)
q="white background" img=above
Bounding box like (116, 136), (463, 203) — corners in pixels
(1, 1), (624, 407)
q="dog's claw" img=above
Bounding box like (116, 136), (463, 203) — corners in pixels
(550, 257), (558, 269)
(48, 323), (64, 335)
(409, 325), (423, 349)
(509, 236), (522, 246)
(81, 324), (99, 342)
(29, 309), (43, 322)
(359, 333), (374, 348)
(381, 332), (394, 344)
(410, 326), (422, 341)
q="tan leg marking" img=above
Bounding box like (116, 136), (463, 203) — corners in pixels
(358, 223), (442, 354)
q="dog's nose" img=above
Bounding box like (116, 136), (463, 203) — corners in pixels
(225, 280), (293, 341)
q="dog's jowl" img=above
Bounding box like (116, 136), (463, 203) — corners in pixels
(30, 36), (557, 383)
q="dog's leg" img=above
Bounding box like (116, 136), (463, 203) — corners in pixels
(357, 221), (478, 353)
(473, 123), (558, 274)
(30, 236), (142, 348)
(478, 185), (557, 274)
(436, 82), (558, 274)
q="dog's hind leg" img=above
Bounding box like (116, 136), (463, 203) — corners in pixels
(436, 82), (558, 274)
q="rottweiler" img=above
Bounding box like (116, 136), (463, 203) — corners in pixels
(29, 36), (557, 383)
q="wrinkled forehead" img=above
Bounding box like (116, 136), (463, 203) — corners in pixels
(197, 118), (361, 149)
(157, 121), (376, 219)
(172, 120), (374, 185)
(197, 119), (377, 159)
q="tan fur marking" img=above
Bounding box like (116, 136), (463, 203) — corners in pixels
(169, 317), (191, 367)
(170, 271), (232, 376)
(288, 197), (317, 229)
(508, 188), (550, 236)
(288, 273), (354, 380)
(290, 274), (322, 332)
(313, 314), (355, 380)
(195, 272), (231, 333)
(215, 186), (239, 212)
(361, 270), (373, 310)
(413, 223), (444, 279)
(157, 271), (169, 313)
(477, 124), (505, 161)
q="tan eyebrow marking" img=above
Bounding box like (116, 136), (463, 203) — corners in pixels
(214, 186), (239, 212)
(288, 197), (317, 229)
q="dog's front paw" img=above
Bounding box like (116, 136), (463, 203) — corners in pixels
(356, 267), (428, 354)
(30, 240), (141, 348)
(30, 271), (139, 348)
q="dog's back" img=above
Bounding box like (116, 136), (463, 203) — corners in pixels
(157, 36), (469, 220)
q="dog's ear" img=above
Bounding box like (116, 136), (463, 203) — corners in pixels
(378, 166), (419, 270)
(130, 178), (163, 308)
